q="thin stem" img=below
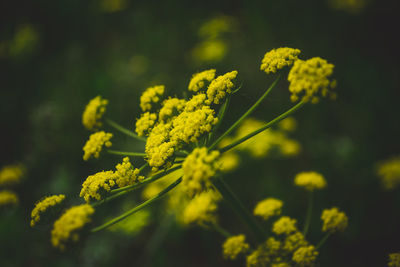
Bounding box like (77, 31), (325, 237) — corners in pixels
(212, 176), (266, 243)
(210, 223), (231, 238)
(91, 176), (182, 233)
(316, 232), (332, 249)
(105, 118), (146, 142)
(208, 96), (230, 145)
(138, 162), (149, 173)
(302, 191), (313, 236)
(219, 100), (306, 153)
(208, 75), (281, 151)
(107, 149), (146, 157)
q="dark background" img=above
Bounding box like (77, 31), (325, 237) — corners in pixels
(1, 0), (400, 266)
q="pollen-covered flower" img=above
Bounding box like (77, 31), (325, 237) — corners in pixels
(82, 131), (113, 161)
(159, 98), (186, 121)
(288, 57), (336, 103)
(51, 204), (95, 250)
(376, 156), (400, 190)
(260, 47), (301, 74)
(272, 216), (298, 235)
(0, 164), (24, 186)
(80, 170), (116, 202)
(283, 231), (308, 252)
(182, 147), (221, 195)
(182, 190), (220, 225)
(114, 157), (144, 187)
(135, 112), (157, 136)
(188, 69), (216, 92)
(389, 253), (400, 267)
(292, 245), (318, 266)
(184, 93), (207, 112)
(294, 171), (327, 191)
(30, 194), (66, 227)
(222, 234), (250, 260)
(82, 96), (108, 131)
(321, 207), (348, 233)
(140, 85), (165, 111)
(254, 198), (283, 221)
(0, 190), (18, 206)
(206, 70), (238, 104)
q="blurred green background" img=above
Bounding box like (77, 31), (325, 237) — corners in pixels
(1, 0), (400, 266)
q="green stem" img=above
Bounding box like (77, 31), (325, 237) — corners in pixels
(208, 75), (280, 151)
(208, 96), (230, 145)
(219, 100), (306, 153)
(138, 162), (149, 173)
(302, 191), (313, 236)
(212, 176), (266, 242)
(91, 177), (182, 233)
(209, 223), (231, 238)
(316, 232), (332, 249)
(107, 149), (146, 157)
(105, 118), (146, 142)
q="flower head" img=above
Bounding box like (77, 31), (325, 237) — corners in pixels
(159, 98), (186, 122)
(30, 194), (66, 227)
(272, 216), (298, 235)
(222, 234), (250, 260)
(82, 131), (113, 161)
(292, 245), (319, 266)
(114, 157), (144, 187)
(188, 69), (216, 92)
(294, 171), (327, 191)
(82, 96), (108, 131)
(0, 190), (18, 206)
(283, 231), (308, 252)
(321, 207), (348, 233)
(0, 164), (24, 187)
(389, 253), (400, 267)
(260, 47), (301, 74)
(51, 204), (95, 250)
(376, 156), (400, 190)
(140, 85), (165, 112)
(206, 70), (238, 104)
(135, 112), (157, 136)
(253, 197), (283, 221)
(80, 170), (116, 202)
(288, 57), (336, 103)
(182, 190), (220, 225)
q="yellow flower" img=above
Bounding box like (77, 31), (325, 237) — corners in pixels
(0, 164), (24, 187)
(114, 157), (144, 187)
(271, 263), (291, 267)
(283, 231), (308, 252)
(265, 237), (281, 255)
(188, 69), (216, 92)
(0, 190), (18, 206)
(288, 57), (336, 103)
(253, 198), (283, 221)
(246, 247), (270, 267)
(260, 47), (301, 74)
(182, 190), (220, 225)
(292, 245), (318, 266)
(198, 16), (234, 39)
(135, 112), (157, 136)
(220, 152), (240, 173)
(294, 171), (327, 191)
(191, 40), (227, 64)
(376, 156), (400, 190)
(108, 208), (150, 235)
(140, 85), (165, 112)
(184, 93), (207, 112)
(278, 117), (297, 132)
(222, 234), (250, 260)
(80, 170), (116, 202)
(82, 96), (108, 131)
(159, 98), (186, 121)
(272, 216), (298, 235)
(206, 70), (238, 104)
(182, 147), (220, 195)
(389, 253), (400, 267)
(82, 131), (113, 161)
(51, 204), (95, 250)
(30, 194), (65, 227)
(321, 207), (348, 233)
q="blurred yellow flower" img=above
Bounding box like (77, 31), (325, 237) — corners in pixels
(294, 171), (327, 191)
(82, 96), (108, 131)
(30, 195), (65, 227)
(222, 234), (250, 260)
(321, 207), (348, 233)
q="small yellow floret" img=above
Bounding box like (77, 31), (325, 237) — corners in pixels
(182, 190), (220, 225)
(389, 253), (400, 267)
(254, 198), (283, 221)
(321, 207), (348, 233)
(220, 152), (240, 173)
(294, 171), (327, 191)
(206, 70), (238, 104)
(30, 194), (65, 227)
(140, 85), (165, 112)
(222, 234), (250, 260)
(0, 164), (24, 186)
(272, 216), (298, 235)
(182, 147), (220, 195)
(51, 204), (95, 250)
(184, 93), (207, 112)
(114, 157), (144, 187)
(278, 117), (297, 132)
(283, 231), (308, 252)
(376, 156), (400, 190)
(159, 98), (186, 121)
(188, 69), (216, 92)
(82, 96), (108, 131)
(260, 47), (301, 74)
(292, 245), (319, 266)
(0, 190), (18, 206)
(82, 131), (113, 161)
(135, 112), (157, 136)
(288, 57), (336, 103)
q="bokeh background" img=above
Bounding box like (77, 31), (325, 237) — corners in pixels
(1, 0), (400, 266)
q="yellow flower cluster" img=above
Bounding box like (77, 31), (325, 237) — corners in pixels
(182, 190), (220, 225)
(135, 112), (157, 136)
(222, 234), (250, 260)
(292, 245), (319, 266)
(188, 69), (216, 92)
(321, 207), (348, 233)
(0, 164), (24, 186)
(389, 253), (400, 267)
(260, 47), (301, 74)
(140, 85), (165, 112)
(51, 204), (95, 250)
(82, 96), (108, 131)
(376, 156), (400, 190)
(0, 190), (18, 206)
(159, 98), (186, 122)
(30, 194), (65, 227)
(272, 216), (298, 235)
(288, 57), (336, 103)
(283, 232), (308, 252)
(294, 171), (327, 191)
(253, 198), (283, 221)
(182, 147), (220, 195)
(82, 131), (113, 161)
(205, 70), (238, 104)
(80, 157), (143, 202)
